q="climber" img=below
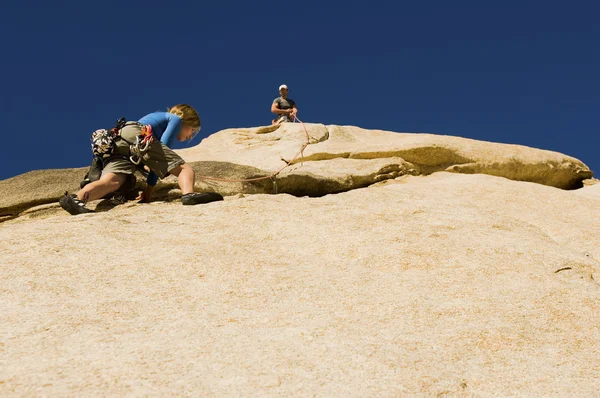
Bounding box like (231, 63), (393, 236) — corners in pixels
(59, 104), (223, 215)
(271, 84), (298, 125)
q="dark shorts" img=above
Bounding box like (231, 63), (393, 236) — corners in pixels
(101, 122), (185, 178)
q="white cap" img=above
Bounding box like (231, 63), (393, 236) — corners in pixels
(279, 84), (288, 91)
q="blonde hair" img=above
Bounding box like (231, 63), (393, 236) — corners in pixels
(168, 104), (201, 130)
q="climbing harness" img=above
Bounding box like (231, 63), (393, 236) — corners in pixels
(129, 124), (154, 165)
(83, 118), (153, 190)
(89, 118), (154, 165)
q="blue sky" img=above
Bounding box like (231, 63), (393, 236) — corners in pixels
(1, 0), (598, 181)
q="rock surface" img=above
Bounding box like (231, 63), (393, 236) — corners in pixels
(1, 125), (598, 395)
(1, 171), (600, 396)
(180, 123), (593, 195)
(0, 124), (593, 220)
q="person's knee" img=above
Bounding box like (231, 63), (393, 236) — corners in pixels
(180, 163), (194, 177)
(100, 173), (127, 190)
(168, 163), (193, 177)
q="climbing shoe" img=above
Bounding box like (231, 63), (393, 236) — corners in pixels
(59, 192), (94, 215)
(181, 192), (224, 206)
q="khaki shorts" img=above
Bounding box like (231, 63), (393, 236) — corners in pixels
(102, 122), (185, 178)
(274, 114), (293, 124)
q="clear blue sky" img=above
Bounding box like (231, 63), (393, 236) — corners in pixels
(1, 0), (598, 181)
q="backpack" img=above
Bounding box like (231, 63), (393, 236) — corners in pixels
(90, 117), (127, 159)
(80, 118), (130, 190)
(79, 117), (152, 198)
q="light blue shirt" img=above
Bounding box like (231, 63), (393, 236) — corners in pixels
(138, 112), (183, 186)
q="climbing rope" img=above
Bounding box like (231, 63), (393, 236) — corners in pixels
(194, 116), (310, 192)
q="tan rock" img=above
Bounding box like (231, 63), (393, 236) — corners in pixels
(181, 123), (592, 194)
(1, 124), (592, 220)
(1, 172), (599, 395)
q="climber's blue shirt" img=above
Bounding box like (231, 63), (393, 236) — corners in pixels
(138, 112), (182, 186)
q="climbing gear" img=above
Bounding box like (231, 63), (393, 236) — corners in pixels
(80, 118), (147, 203)
(181, 192), (224, 205)
(129, 124), (154, 165)
(83, 118), (132, 189)
(83, 118), (154, 185)
(91, 129), (117, 158)
(194, 116), (309, 194)
(90, 117), (128, 159)
(59, 192), (94, 215)
(90, 117), (154, 164)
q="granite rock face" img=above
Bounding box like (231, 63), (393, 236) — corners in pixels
(1, 123), (592, 221)
(1, 171), (600, 395)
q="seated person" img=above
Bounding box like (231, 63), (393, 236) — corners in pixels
(271, 84), (298, 124)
